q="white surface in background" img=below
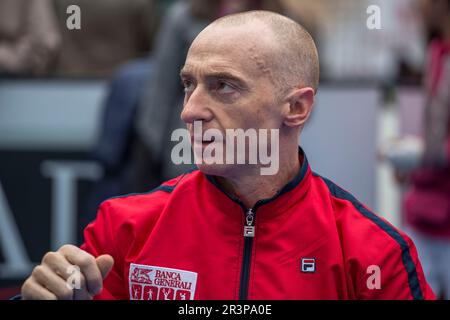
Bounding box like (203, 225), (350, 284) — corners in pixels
(319, 0), (425, 81)
(0, 80), (107, 151)
(301, 86), (379, 210)
(376, 89), (425, 228)
(376, 104), (402, 227)
(398, 87), (425, 137)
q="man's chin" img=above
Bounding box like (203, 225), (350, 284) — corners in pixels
(196, 162), (260, 179)
(196, 162), (240, 177)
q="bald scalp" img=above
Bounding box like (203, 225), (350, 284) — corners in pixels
(210, 10), (320, 96)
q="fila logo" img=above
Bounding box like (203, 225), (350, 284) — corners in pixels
(301, 258), (316, 273)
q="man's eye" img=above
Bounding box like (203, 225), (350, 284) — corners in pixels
(183, 80), (195, 92)
(216, 81), (235, 94)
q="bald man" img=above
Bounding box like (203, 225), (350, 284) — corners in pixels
(21, 11), (434, 300)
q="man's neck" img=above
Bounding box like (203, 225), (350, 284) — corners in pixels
(215, 149), (301, 209)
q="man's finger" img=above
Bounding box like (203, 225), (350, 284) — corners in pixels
(32, 265), (73, 300)
(42, 251), (74, 281)
(22, 278), (58, 300)
(59, 246), (103, 295)
(96, 255), (114, 279)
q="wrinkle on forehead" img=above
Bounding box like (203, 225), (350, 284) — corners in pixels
(188, 24), (276, 81)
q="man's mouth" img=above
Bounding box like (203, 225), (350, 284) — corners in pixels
(190, 134), (222, 145)
(202, 137), (216, 143)
(191, 137), (216, 145)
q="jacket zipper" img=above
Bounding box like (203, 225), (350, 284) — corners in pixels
(239, 207), (255, 300)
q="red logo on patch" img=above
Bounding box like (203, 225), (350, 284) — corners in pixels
(131, 268), (153, 284)
(175, 290), (191, 300)
(158, 287), (174, 300)
(143, 286), (158, 300)
(131, 284), (143, 300)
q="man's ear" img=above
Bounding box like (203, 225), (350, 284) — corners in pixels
(282, 87), (315, 128)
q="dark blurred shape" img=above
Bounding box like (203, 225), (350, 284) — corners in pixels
(79, 0), (162, 219)
(53, 0), (158, 77)
(84, 59), (154, 223)
(420, 0), (450, 42)
(93, 60), (154, 179)
(403, 0), (450, 299)
(397, 60), (423, 86)
(0, 0), (61, 76)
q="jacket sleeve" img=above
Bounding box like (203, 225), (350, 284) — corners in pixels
(354, 230), (435, 300)
(80, 201), (127, 300)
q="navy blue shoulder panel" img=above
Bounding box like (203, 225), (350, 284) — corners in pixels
(104, 184), (175, 202)
(313, 172), (424, 300)
(103, 169), (203, 202)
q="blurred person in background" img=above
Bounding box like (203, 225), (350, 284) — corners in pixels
(133, 0), (286, 193)
(402, 0), (450, 299)
(65, 0), (161, 222)
(53, 0), (158, 78)
(0, 0), (61, 77)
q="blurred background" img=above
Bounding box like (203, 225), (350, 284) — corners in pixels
(1, 0), (449, 299)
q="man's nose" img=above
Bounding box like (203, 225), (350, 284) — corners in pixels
(180, 86), (213, 124)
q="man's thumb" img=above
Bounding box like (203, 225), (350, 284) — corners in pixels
(96, 254), (114, 279)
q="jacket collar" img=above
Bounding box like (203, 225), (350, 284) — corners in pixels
(203, 147), (312, 219)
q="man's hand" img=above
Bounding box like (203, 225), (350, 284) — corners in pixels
(21, 245), (114, 300)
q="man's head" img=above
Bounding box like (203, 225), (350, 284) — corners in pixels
(180, 10), (319, 177)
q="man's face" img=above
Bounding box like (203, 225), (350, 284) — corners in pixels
(180, 23), (284, 176)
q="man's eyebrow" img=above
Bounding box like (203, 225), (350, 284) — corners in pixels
(179, 67), (191, 78)
(206, 72), (246, 83)
(180, 68), (247, 84)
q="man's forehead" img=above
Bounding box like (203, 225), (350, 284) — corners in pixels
(185, 25), (275, 79)
(181, 56), (248, 78)
(192, 22), (273, 54)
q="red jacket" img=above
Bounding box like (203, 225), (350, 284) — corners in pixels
(81, 151), (435, 300)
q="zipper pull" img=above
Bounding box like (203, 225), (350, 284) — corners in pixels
(243, 208), (255, 237)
